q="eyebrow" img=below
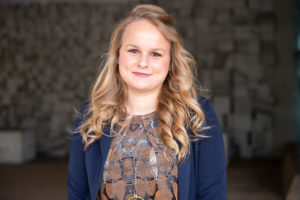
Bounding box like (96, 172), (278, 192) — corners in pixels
(125, 44), (166, 52)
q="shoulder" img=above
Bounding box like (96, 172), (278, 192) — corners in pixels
(77, 101), (91, 120)
(78, 101), (90, 115)
(196, 96), (221, 138)
(197, 96), (211, 109)
(197, 96), (216, 122)
(73, 101), (91, 130)
(186, 96), (220, 141)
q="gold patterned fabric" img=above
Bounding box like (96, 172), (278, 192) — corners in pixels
(97, 112), (178, 200)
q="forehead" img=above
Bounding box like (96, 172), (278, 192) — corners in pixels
(121, 19), (170, 48)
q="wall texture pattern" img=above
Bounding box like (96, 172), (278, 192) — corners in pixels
(0, 0), (279, 158)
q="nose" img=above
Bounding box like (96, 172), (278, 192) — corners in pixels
(138, 53), (148, 68)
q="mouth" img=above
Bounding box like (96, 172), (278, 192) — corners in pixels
(132, 72), (151, 77)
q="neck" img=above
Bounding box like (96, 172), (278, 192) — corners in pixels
(125, 90), (160, 115)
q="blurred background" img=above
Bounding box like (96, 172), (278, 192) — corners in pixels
(0, 0), (299, 199)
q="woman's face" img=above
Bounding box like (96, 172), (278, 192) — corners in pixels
(118, 19), (171, 95)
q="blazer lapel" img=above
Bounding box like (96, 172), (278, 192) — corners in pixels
(90, 131), (112, 200)
(178, 155), (192, 200)
(99, 134), (112, 163)
(99, 126), (113, 163)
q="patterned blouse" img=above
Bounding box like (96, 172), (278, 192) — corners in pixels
(97, 111), (178, 200)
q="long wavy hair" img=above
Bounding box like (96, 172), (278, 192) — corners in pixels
(77, 4), (208, 162)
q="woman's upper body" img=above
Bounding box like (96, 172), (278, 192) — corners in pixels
(67, 97), (226, 200)
(67, 4), (226, 200)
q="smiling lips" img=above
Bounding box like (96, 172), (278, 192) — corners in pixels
(132, 72), (151, 77)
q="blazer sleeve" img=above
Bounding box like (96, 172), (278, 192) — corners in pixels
(195, 98), (227, 200)
(67, 103), (90, 200)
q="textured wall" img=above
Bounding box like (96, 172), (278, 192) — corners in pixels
(0, 0), (284, 158)
(0, 3), (135, 155)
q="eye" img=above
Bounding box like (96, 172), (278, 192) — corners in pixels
(128, 49), (138, 54)
(152, 52), (162, 57)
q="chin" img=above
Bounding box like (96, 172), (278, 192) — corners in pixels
(129, 85), (156, 93)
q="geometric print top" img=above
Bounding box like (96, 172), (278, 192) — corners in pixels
(97, 111), (178, 200)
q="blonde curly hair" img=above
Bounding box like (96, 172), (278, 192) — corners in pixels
(77, 4), (208, 162)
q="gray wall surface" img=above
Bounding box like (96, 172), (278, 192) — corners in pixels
(0, 0), (295, 158)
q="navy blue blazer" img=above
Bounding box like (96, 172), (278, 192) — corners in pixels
(67, 98), (227, 200)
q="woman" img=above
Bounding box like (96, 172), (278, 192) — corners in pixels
(67, 4), (226, 200)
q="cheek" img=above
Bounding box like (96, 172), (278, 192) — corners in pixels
(118, 53), (127, 69)
(118, 54), (126, 79)
(118, 53), (135, 83)
(152, 59), (170, 74)
(118, 52), (136, 70)
(162, 59), (170, 70)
